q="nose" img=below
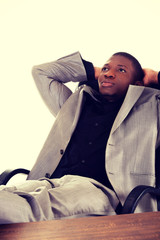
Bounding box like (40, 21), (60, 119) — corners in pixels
(104, 70), (115, 79)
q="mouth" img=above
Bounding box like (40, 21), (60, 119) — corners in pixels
(100, 81), (115, 87)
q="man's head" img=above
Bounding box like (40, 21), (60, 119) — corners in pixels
(98, 52), (144, 102)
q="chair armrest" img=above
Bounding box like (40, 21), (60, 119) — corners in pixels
(121, 185), (160, 214)
(0, 168), (30, 185)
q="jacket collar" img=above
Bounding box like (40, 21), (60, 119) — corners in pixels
(110, 85), (145, 135)
(73, 84), (145, 136)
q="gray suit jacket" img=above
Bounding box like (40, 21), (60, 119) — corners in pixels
(28, 52), (160, 212)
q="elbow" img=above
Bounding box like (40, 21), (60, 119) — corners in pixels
(32, 65), (41, 79)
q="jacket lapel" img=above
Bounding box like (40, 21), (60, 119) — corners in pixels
(110, 85), (145, 135)
(73, 85), (145, 136)
(65, 86), (92, 132)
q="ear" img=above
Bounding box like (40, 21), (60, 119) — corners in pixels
(135, 81), (144, 86)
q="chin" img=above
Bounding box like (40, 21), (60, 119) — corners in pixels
(99, 89), (114, 96)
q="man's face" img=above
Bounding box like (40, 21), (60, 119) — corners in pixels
(98, 55), (135, 102)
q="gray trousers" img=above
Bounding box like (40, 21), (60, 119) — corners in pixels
(0, 175), (119, 224)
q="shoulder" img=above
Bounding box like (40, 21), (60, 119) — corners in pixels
(131, 85), (160, 106)
(141, 86), (160, 101)
(129, 84), (160, 98)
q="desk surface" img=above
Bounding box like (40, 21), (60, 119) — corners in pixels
(0, 212), (160, 240)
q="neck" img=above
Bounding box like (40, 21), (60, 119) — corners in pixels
(101, 94), (124, 103)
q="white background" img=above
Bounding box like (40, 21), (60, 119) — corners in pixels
(0, 0), (160, 180)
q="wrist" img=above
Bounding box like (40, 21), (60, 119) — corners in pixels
(82, 59), (95, 81)
(94, 67), (101, 80)
(154, 71), (159, 84)
(158, 72), (160, 85)
(150, 70), (159, 85)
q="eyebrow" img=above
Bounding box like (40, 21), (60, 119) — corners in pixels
(103, 63), (128, 69)
(117, 64), (128, 69)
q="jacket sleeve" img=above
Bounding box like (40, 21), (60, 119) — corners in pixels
(32, 52), (88, 117)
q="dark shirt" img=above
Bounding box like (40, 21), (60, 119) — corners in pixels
(51, 92), (123, 188)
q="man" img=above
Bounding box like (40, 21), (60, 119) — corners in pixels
(0, 52), (159, 224)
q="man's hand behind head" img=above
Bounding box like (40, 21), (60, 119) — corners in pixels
(143, 68), (159, 86)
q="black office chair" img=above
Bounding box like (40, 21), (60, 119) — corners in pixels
(121, 146), (160, 214)
(0, 147), (160, 214)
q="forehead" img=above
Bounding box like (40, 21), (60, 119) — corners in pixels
(105, 55), (133, 69)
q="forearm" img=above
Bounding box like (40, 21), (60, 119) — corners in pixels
(33, 52), (87, 83)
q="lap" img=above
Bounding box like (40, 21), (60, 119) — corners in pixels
(0, 190), (34, 224)
(0, 175), (119, 224)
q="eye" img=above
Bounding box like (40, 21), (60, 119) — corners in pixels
(102, 67), (109, 72)
(119, 68), (126, 73)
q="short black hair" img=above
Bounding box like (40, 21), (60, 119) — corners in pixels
(79, 51), (144, 91)
(112, 52), (144, 83)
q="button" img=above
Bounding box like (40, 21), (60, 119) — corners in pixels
(94, 123), (99, 127)
(88, 141), (92, 145)
(81, 160), (85, 164)
(60, 149), (64, 155)
(45, 173), (50, 178)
